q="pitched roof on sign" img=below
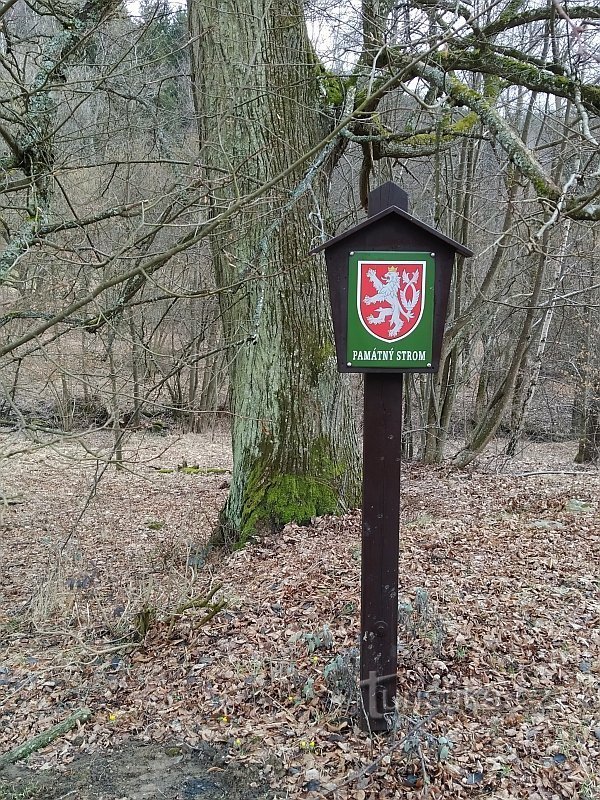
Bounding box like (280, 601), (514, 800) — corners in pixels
(311, 205), (474, 258)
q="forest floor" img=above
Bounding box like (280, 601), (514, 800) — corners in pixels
(0, 428), (599, 800)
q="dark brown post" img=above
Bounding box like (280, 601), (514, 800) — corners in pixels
(360, 372), (403, 730)
(359, 184), (407, 731)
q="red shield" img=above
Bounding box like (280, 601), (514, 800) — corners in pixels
(357, 260), (426, 342)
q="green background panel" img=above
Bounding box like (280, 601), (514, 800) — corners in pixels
(346, 251), (435, 368)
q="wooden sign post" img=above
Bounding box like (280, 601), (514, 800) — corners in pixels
(360, 370), (403, 729)
(314, 183), (473, 732)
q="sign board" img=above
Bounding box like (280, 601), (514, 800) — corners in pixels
(312, 183), (474, 732)
(347, 251), (435, 369)
(312, 183), (472, 375)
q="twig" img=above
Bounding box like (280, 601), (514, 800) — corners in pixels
(0, 494), (24, 505)
(80, 586), (227, 662)
(194, 601), (227, 628)
(0, 708), (91, 770)
(167, 584), (226, 635)
(511, 470), (596, 476)
(174, 583), (223, 615)
(417, 740), (431, 797)
(80, 641), (140, 661)
(61, 433), (126, 551)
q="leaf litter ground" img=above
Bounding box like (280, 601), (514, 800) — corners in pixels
(0, 430), (598, 799)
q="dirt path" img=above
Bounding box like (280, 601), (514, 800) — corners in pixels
(0, 742), (276, 799)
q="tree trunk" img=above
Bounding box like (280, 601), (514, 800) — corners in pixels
(572, 301), (592, 437)
(435, 348), (459, 460)
(453, 230), (551, 468)
(107, 338), (124, 470)
(506, 219), (571, 455)
(575, 292), (599, 463)
(575, 377), (600, 463)
(197, 348), (224, 433)
(472, 353), (489, 429)
(189, 0), (361, 543)
(401, 375), (414, 459)
(128, 309), (142, 426)
(422, 137), (477, 464)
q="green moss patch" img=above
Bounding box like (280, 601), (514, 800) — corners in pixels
(240, 473), (340, 544)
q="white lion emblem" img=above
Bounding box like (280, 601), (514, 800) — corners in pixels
(363, 268), (421, 337)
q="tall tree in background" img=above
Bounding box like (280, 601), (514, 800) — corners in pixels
(0, 0), (215, 420)
(188, 0), (362, 543)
